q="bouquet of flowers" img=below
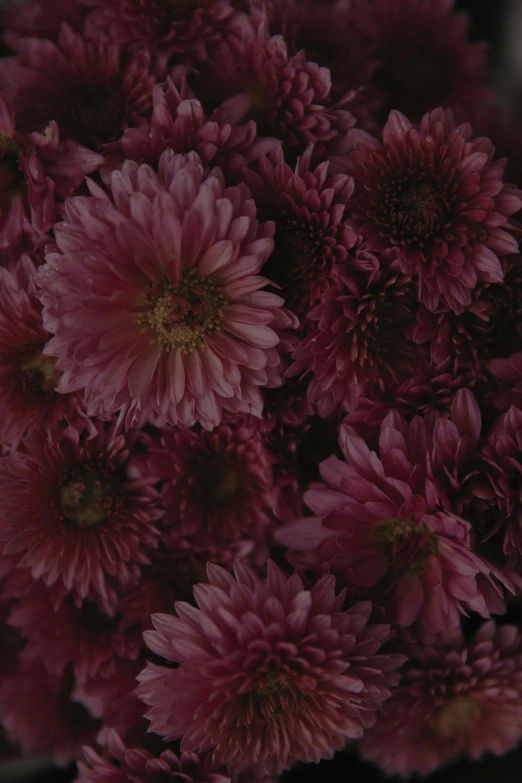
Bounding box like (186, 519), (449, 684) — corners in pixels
(1, 0), (522, 780)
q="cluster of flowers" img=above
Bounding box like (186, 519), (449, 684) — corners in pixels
(2, 0), (522, 780)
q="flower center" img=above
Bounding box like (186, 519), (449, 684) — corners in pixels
(19, 352), (60, 398)
(429, 698), (479, 738)
(138, 271), (226, 354)
(60, 470), (114, 528)
(249, 673), (293, 725)
(203, 461), (240, 503)
(372, 517), (439, 575)
(80, 600), (121, 633)
(391, 181), (448, 241)
(161, 0), (194, 18)
(65, 82), (125, 147)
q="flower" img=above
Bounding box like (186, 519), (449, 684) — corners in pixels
(0, 254), (88, 449)
(276, 413), (509, 632)
(77, 730), (231, 783)
(83, 0), (234, 60)
(200, 13), (357, 158)
(36, 150), (297, 430)
(0, 24), (159, 150)
(361, 622), (522, 776)
(8, 583), (145, 685)
(0, 95), (102, 258)
(0, 423), (162, 610)
(243, 146), (357, 319)
(289, 263), (420, 416)
(110, 77), (279, 181)
(346, 108), (522, 313)
(1, 0), (87, 49)
(136, 560), (405, 778)
(0, 662), (99, 765)
(490, 352), (522, 411)
(141, 416), (275, 567)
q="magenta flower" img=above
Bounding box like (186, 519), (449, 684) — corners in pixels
(136, 561), (404, 778)
(361, 622), (522, 776)
(0, 24), (159, 150)
(141, 416), (275, 567)
(83, 0), (234, 60)
(0, 95), (102, 258)
(0, 254), (88, 449)
(0, 423), (162, 610)
(289, 263), (420, 416)
(0, 661), (99, 765)
(77, 730), (231, 783)
(202, 13), (357, 157)
(36, 150), (297, 430)
(243, 145), (357, 319)
(346, 108), (522, 313)
(110, 77), (279, 180)
(277, 412), (509, 632)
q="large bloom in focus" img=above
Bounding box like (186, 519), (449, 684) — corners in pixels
(200, 14), (357, 157)
(276, 412), (509, 632)
(0, 95), (102, 258)
(0, 423), (161, 609)
(141, 416), (275, 567)
(136, 561), (405, 778)
(346, 108), (522, 312)
(361, 622), (522, 776)
(0, 254), (88, 449)
(83, 0), (234, 60)
(78, 730), (231, 783)
(0, 662), (99, 765)
(37, 151), (297, 430)
(290, 263), (420, 416)
(243, 146), (357, 319)
(0, 24), (158, 150)
(111, 77), (278, 181)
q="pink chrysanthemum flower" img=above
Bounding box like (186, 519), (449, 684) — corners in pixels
(0, 662), (99, 765)
(289, 263), (420, 416)
(201, 14), (357, 158)
(136, 561), (405, 778)
(83, 0), (234, 60)
(110, 77), (278, 180)
(141, 417), (275, 567)
(243, 146), (357, 319)
(77, 730), (231, 783)
(0, 254), (88, 449)
(37, 150), (297, 430)
(0, 423), (162, 610)
(0, 95), (102, 258)
(0, 24), (159, 150)
(276, 413), (509, 632)
(346, 108), (522, 313)
(481, 407), (522, 568)
(361, 622), (522, 777)
(8, 583), (145, 685)
(1, 0), (87, 49)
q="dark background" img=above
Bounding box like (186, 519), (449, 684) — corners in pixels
(1, 0), (522, 781)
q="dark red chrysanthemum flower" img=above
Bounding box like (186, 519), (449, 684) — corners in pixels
(200, 13), (358, 158)
(83, 0), (234, 60)
(8, 582), (146, 685)
(136, 561), (405, 778)
(0, 662), (99, 765)
(0, 254), (88, 449)
(0, 95), (102, 258)
(412, 256), (522, 375)
(277, 411), (509, 631)
(140, 416), (275, 567)
(346, 108), (522, 313)
(37, 151), (297, 430)
(289, 263), (420, 416)
(243, 146), (357, 320)
(0, 24), (159, 150)
(77, 730), (231, 783)
(0, 423), (162, 610)
(108, 77), (279, 180)
(361, 622), (522, 776)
